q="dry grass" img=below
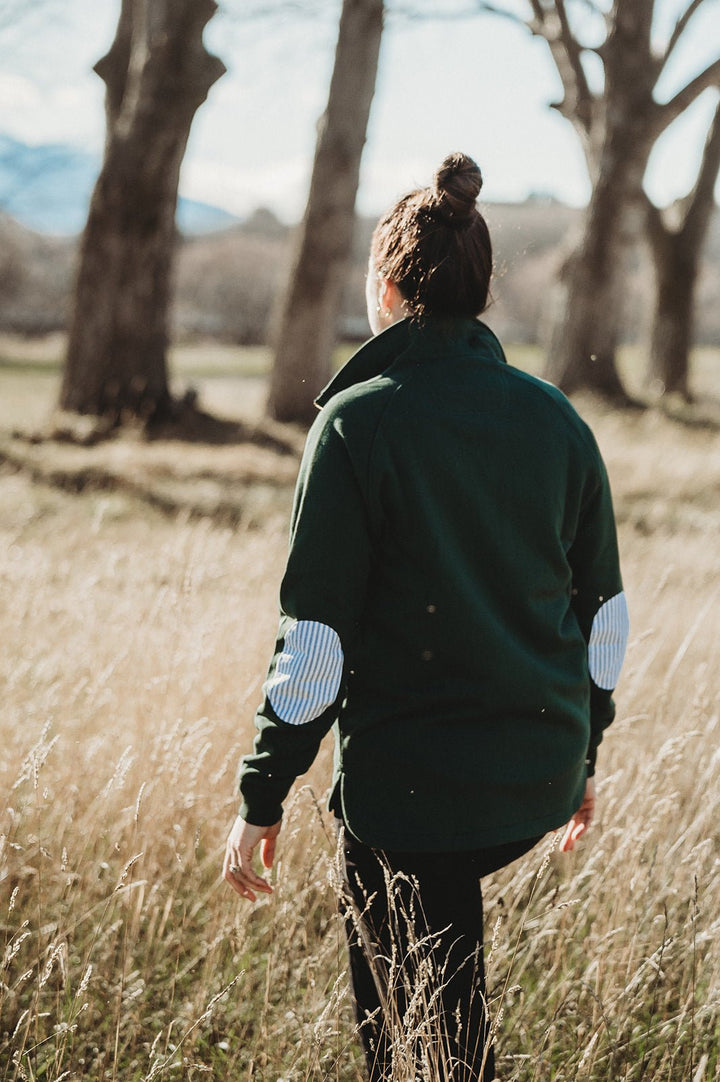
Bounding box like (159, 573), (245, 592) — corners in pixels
(1, 359), (720, 1080)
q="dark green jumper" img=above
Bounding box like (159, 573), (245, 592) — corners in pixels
(239, 317), (628, 851)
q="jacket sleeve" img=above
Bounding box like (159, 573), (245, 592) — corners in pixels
(238, 406), (373, 825)
(567, 440), (629, 777)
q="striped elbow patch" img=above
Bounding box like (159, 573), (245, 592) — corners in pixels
(265, 620), (344, 725)
(588, 591), (629, 690)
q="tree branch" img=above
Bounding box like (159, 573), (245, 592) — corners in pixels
(645, 95), (720, 248)
(660, 0), (706, 71)
(239, 0), (328, 17)
(475, 0), (528, 20)
(390, 1), (528, 23)
(642, 189), (667, 255)
(654, 56), (720, 137)
(555, 0), (592, 102)
(683, 96), (720, 246)
(524, 0), (595, 133)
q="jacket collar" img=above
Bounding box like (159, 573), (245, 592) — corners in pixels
(314, 317), (507, 410)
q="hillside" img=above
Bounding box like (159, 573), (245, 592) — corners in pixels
(0, 135), (240, 236)
(172, 196), (720, 347)
(1, 197), (719, 345)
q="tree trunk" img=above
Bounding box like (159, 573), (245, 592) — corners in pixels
(267, 0), (384, 425)
(60, 0), (225, 423)
(543, 0), (655, 401)
(544, 136), (649, 400)
(645, 100), (720, 401)
(647, 238), (695, 398)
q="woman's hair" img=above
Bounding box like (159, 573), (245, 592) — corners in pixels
(371, 152), (492, 319)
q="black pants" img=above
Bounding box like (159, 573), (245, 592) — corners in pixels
(340, 828), (541, 1082)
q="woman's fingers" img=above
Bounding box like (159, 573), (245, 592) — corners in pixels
(223, 855), (268, 901)
(223, 816), (282, 902)
(260, 834), (277, 869)
(226, 870), (257, 902)
(239, 844), (274, 891)
(559, 777), (597, 852)
(559, 820), (577, 852)
(224, 846), (272, 896)
(560, 817), (587, 851)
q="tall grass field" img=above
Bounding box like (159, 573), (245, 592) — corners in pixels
(1, 341), (719, 1080)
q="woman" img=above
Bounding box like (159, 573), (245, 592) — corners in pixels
(223, 153), (628, 1081)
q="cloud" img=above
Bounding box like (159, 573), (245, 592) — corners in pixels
(0, 73), (104, 146)
(180, 156), (310, 221)
(0, 74), (45, 134)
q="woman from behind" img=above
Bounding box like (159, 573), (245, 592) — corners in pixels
(224, 152), (629, 1082)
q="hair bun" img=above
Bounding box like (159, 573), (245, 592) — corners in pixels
(432, 153), (483, 223)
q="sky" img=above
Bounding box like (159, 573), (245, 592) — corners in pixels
(1, 0), (719, 225)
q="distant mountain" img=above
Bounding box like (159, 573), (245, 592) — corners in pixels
(2, 138), (718, 345)
(0, 134), (240, 236)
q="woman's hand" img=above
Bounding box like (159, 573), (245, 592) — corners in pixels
(559, 776), (596, 852)
(223, 814), (282, 902)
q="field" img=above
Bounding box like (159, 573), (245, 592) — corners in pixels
(1, 339), (719, 1081)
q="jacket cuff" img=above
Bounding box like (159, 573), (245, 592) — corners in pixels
(238, 763), (290, 826)
(238, 797), (283, 827)
(587, 683), (615, 778)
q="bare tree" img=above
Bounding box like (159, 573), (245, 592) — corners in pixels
(533, 1), (720, 399)
(267, 0), (385, 425)
(465, 0), (720, 401)
(60, 0), (225, 425)
(643, 97), (720, 401)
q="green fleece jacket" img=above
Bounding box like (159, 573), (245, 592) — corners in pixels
(238, 317), (628, 851)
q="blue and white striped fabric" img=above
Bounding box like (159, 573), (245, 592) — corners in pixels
(588, 591), (629, 690)
(265, 620), (344, 725)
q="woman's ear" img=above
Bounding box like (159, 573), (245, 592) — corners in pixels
(378, 278), (406, 321)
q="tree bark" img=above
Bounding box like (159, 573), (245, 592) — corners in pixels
(646, 233), (696, 399)
(544, 0), (657, 400)
(543, 126), (654, 399)
(266, 0), (384, 425)
(645, 99), (720, 400)
(60, 0), (225, 423)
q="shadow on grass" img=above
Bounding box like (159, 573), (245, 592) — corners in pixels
(1, 397), (303, 528)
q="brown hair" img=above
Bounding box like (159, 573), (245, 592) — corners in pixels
(371, 152), (492, 319)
